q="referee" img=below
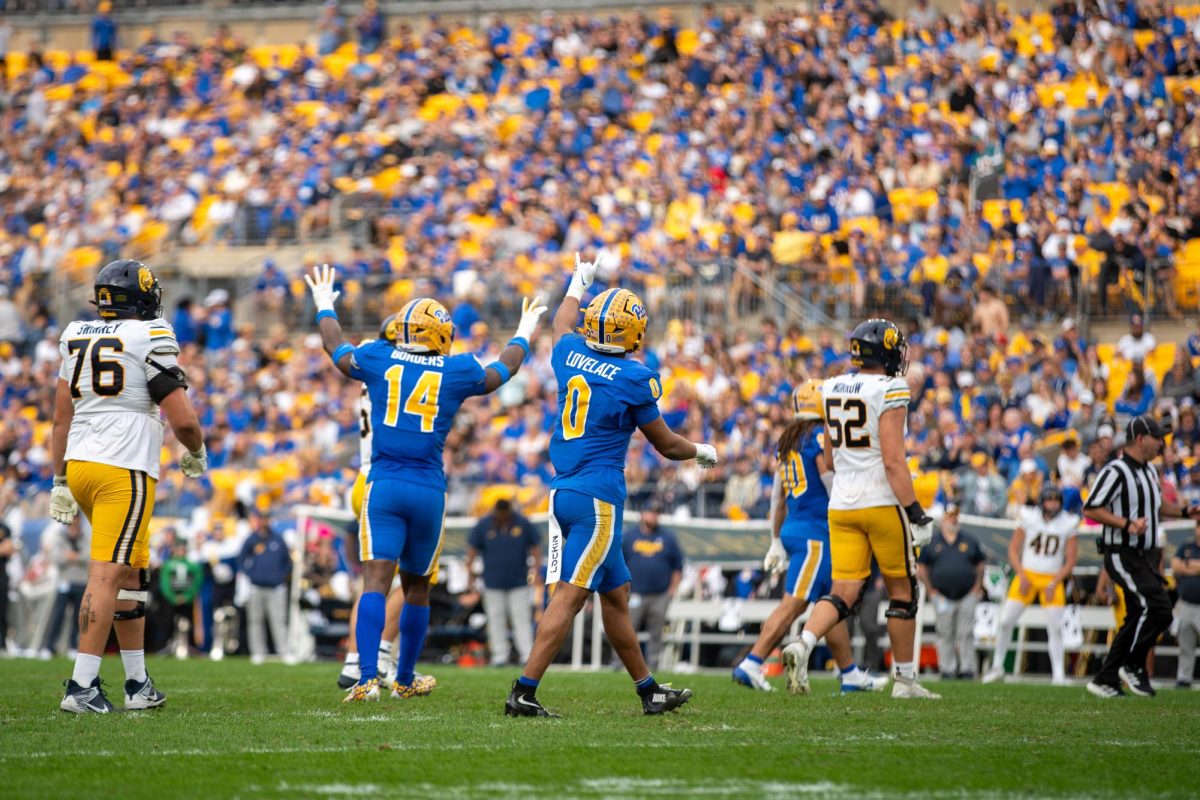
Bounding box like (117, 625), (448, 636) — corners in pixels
(1082, 415), (1195, 698)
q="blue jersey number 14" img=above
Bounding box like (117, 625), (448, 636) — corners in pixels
(383, 365), (442, 432)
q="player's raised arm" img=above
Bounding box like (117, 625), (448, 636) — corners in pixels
(305, 264), (354, 377)
(552, 252), (598, 340)
(483, 295), (548, 393)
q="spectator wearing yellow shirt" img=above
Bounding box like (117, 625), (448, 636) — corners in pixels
(913, 237), (949, 315)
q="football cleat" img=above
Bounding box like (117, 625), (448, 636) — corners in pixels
(732, 663), (774, 692)
(781, 641), (812, 696)
(981, 669), (1005, 685)
(504, 681), (561, 718)
(1086, 680), (1125, 699)
(642, 684), (692, 715)
(124, 674), (166, 710)
(391, 674), (436, 699)
(891, 675), (941, 699)
(840, 670), (889, 693)
(338, 662), (361, 690)
(343, 678), (381, 703)
(60, 678), (115, 714)
(1118, 666), (1156, 697)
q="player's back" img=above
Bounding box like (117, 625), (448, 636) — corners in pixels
(779, 425), (829, 521)
(821, 371), (910, 510)
(59, 317), (177, 479)
(1018, 507), (1079, 574)
(549, 333), (662, 506)
(350, 339), (487, 489)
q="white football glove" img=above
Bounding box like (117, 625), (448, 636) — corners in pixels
(694, 443), (719, 468)
(49, 477), (78, 525)
(514, 294), (548, 342)
(763, 538), (787, 575)
(181, 445), (208, 478)
(910, 521), (934, 548)
(304, 263), (341, 313)
(566, 252), (598, 300)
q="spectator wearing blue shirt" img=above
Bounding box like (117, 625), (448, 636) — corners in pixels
(202, 289), (234, 354)
(621, 508), (684, 670)
(239, 513), (293, 665)
(466, 499), (541, 667)
(92, 1), (117, 62)
(172, 299), (197, 348)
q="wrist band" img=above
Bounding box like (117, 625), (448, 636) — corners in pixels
(332, 343), (355, 364)
(508, 337), (530, 358)
(487, 361), (512, 384)
(316, 309), (338, 323)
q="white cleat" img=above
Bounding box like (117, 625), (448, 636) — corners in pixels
(892, 674), (941, 699)
(781, 641), (812, 696)
(732, 662), (775, 691)
(840, 670), (889, 692)
(124, 675), (167, 710)
(981, 669), (1005, 685)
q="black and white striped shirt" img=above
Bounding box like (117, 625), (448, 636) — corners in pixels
(1084, 454), (1162, 551)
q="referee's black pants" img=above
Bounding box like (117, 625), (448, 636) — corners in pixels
(1098, 548), (1173, 684)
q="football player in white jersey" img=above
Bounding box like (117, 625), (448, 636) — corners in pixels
(783, 318), (939, 699)
(50, 260), (207, 713)
(983, 484), (1079, 685)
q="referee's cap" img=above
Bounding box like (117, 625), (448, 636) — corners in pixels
(1126, 414), (1167, 441)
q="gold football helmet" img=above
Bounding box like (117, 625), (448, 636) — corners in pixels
(791, 379), (824, 421)
(394, 298), (454, 355)
(581, 288), (647, 354)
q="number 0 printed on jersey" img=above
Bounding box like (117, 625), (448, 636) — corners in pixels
(562, 375), (591, 440)
(383, 365), (442, 432)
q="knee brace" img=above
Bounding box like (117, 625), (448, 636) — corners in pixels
(114, 569), (150, 620)
(884, 576), (920, 620)
(818, 594), (852, 622)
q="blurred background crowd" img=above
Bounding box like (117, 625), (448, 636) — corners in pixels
(2, 0), (1200, 678)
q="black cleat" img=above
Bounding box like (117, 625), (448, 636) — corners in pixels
(60, 678), (116, 714)
(1118, 666), (1156, 697)
(1086, 679), (1126, 699)
(504, 681), (561, 718)
(641, 684), (692, 715)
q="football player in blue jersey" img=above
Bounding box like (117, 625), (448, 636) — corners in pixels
(307, 265), (548, 702)
(731, 380), (889, 694)
(505, 254), (719, 718)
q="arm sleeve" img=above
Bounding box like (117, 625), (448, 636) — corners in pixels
(348, 342), (377, 382)
(455, 355), (489, 398)
(668, 535), (684, 572)
(468, 519), (485, 550)
(1084, 465), (1120, 509)
(631, 370), (664, 427)
(882, 377), (911, 412)
(57, 333), (70, 381)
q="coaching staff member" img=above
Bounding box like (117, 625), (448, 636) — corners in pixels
(1083, 415), (1198, 698)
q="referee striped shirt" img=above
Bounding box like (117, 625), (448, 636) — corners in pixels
(1084, 454), (1161, 551)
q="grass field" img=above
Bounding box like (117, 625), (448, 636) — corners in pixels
(1, 658), (1197, 799)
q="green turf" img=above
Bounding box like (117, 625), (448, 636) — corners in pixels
(1, 658), (1196, 799)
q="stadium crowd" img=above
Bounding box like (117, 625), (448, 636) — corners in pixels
(3, 1), (1200, 667)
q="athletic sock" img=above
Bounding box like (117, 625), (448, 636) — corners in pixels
(355, 592), (386, 681)
(343, 652), (360, 666)
(120, 649), (147, 684)
(800, 630), (818, 649)
(516, 675), (539, 693)
(634, 674), (658, 697)
(746, 653), (764, 666)
(396, 603), (431, 686)
(895, 661), (916, 680)
(72, 653), (102, 688)
(841, 662), (861, 678)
